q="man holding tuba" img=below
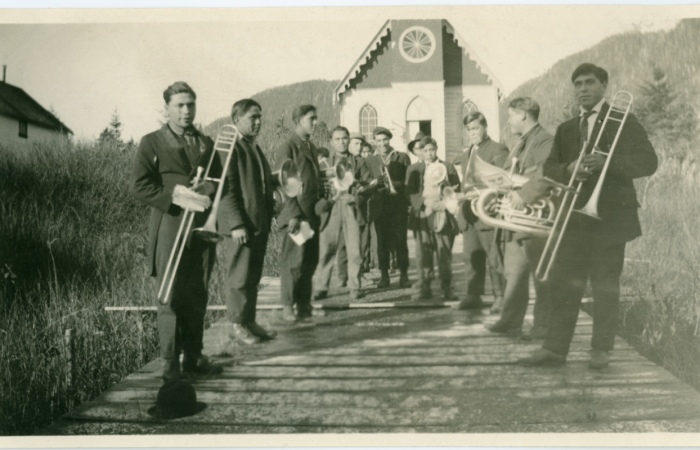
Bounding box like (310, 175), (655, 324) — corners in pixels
(456, 112), (509, 311)
(312, 127), (366, 301)
(405, 136), (461, 301)
(130, 81), (222, 381)
(486, 98), (554, 340)
(518, 63), (657, 369)
(217, 99), (277, 345)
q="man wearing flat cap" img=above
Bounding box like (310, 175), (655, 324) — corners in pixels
(312, 127), (367, 301)
(372, 126), (412, 289)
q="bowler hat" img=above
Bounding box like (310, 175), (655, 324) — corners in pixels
(349, 132), (366, 142)
(372, 126), (392, 139)
(407, 131), (427, 154)
(147, 379), (207, 420)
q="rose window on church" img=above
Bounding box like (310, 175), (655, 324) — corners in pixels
(399, 26), (436, 63)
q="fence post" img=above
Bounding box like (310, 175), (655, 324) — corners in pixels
(136, 313), (144, 365)
(63, 328), (74, 409)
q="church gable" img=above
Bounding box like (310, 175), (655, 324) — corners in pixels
(442, 27), (491, 87)
(350, 31), (393, 91)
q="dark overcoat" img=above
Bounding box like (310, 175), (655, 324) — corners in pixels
(542, 103), (658, 244)
(217, 137), (275, 237)
(130, 125), (218, 277)
(273, 133), (322, 230)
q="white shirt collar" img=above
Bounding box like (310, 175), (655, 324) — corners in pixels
(580, 97), (606, 117)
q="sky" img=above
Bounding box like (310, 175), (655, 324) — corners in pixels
(0, 5), (690, 141)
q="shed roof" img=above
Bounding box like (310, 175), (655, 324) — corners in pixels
(0, 82), (72, 134)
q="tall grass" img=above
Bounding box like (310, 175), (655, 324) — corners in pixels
(619, 150), (700, 389)
(0, 134), (289, 435)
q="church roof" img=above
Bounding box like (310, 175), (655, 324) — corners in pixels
(333, 19), (503, 103)
(0, 82), (72, 134)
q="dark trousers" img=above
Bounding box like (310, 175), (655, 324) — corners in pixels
(279, 225), (320, 312)
(413, 216), (455, 291)
(222, 230), (269, 324)
(375, 200), (409, 273)
(497, 236), (551, 329)
(543, 236), (626, 356)
(154, 215), (215, 360)
(462, 222), (505, 298)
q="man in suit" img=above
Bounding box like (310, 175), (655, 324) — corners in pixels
(312, 127), (366, 301)
(373, 127), (412, 289)
(359, 140), (386, 275)
(406, 137), (461, 300)
(274, 105), (323, 322)
(518, 63), (657, 369)
(486, 98), (554, 340)
(217, 99), (276, 345)
(456, 112), (508, 310)
(131, 81), (222, 380)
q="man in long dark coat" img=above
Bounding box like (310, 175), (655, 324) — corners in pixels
(274, 105), (323, 321)
(217, 99), (276, 345)
(518, 63), (657, 369)
(131, 81), (222, 380)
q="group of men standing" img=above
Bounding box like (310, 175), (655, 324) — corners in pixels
(131, 62), (657, 381)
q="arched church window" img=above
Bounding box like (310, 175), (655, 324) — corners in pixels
(462, 100), (479, 149)
(360, 104), (378, 142)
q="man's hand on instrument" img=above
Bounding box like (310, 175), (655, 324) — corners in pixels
(172, 185), (211, 212)
(485, 197), (499, 214)
(231, 228), (248, 245)
(508, 191), (526, 210)
(582, 152), (606, 172)
(191, 179), (215, 197)
(567, 160), (592, 182)
(288, 217), (300, 234)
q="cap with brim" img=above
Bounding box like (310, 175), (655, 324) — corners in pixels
(147, 380), (207, 420)
(372, 126), (392, 139)
(349, 132), (365, 142)
(407, 131), (427, 154)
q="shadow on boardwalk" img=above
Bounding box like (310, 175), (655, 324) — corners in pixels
(43, 236), (700, 434)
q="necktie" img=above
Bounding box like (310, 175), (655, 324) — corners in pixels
(580, 110), (596, 148)
(184, 131), (200, 166)
(506, 139), (525, 174)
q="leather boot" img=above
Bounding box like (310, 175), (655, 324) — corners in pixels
(182, 352), (223, 376)
(281, 305), (298, 322)
(246, 322), (278, 339)
(398, 270), (411, 288)
(376, 271), (390, 289)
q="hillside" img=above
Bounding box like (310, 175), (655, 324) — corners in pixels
(499, 18), (700, 145)
(203, 79), (340, 144)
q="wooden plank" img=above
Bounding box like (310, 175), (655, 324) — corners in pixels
(66, 392), (700, 427)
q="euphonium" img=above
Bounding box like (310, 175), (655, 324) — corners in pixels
(473, 189), (556, 238)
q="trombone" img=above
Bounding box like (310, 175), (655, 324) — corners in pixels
(158, 124), (239, 305)
(535, 91), (634, 282)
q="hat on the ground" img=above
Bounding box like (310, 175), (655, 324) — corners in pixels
(407, 131), (427, 154)
(147, 379), (207, 420)
(372, 126), (392, 139)
(349, 132), (366, 142)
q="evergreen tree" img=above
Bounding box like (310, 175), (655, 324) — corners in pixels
(636, 67), (698, 159)
(109, 109), (123, 142)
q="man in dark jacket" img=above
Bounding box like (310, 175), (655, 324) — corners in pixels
(487, 98), (554, 340)
(130, 81), (222, 380)
(518, 63), (657, 369)
(405, 137), (461, 301)
(217, 99), (276, 345)
(274, 105), (323, 321)
(456, 112), (508, 310)
(373, 127), (412, 289)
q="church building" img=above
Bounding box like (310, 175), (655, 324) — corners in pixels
(334, 19), (502, 163)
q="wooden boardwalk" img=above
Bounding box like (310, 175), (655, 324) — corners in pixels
(45, 235), (700, 434)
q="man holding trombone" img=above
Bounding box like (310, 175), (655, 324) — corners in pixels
(518, 63), (657, 369)
(131, 82), (222, 381)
